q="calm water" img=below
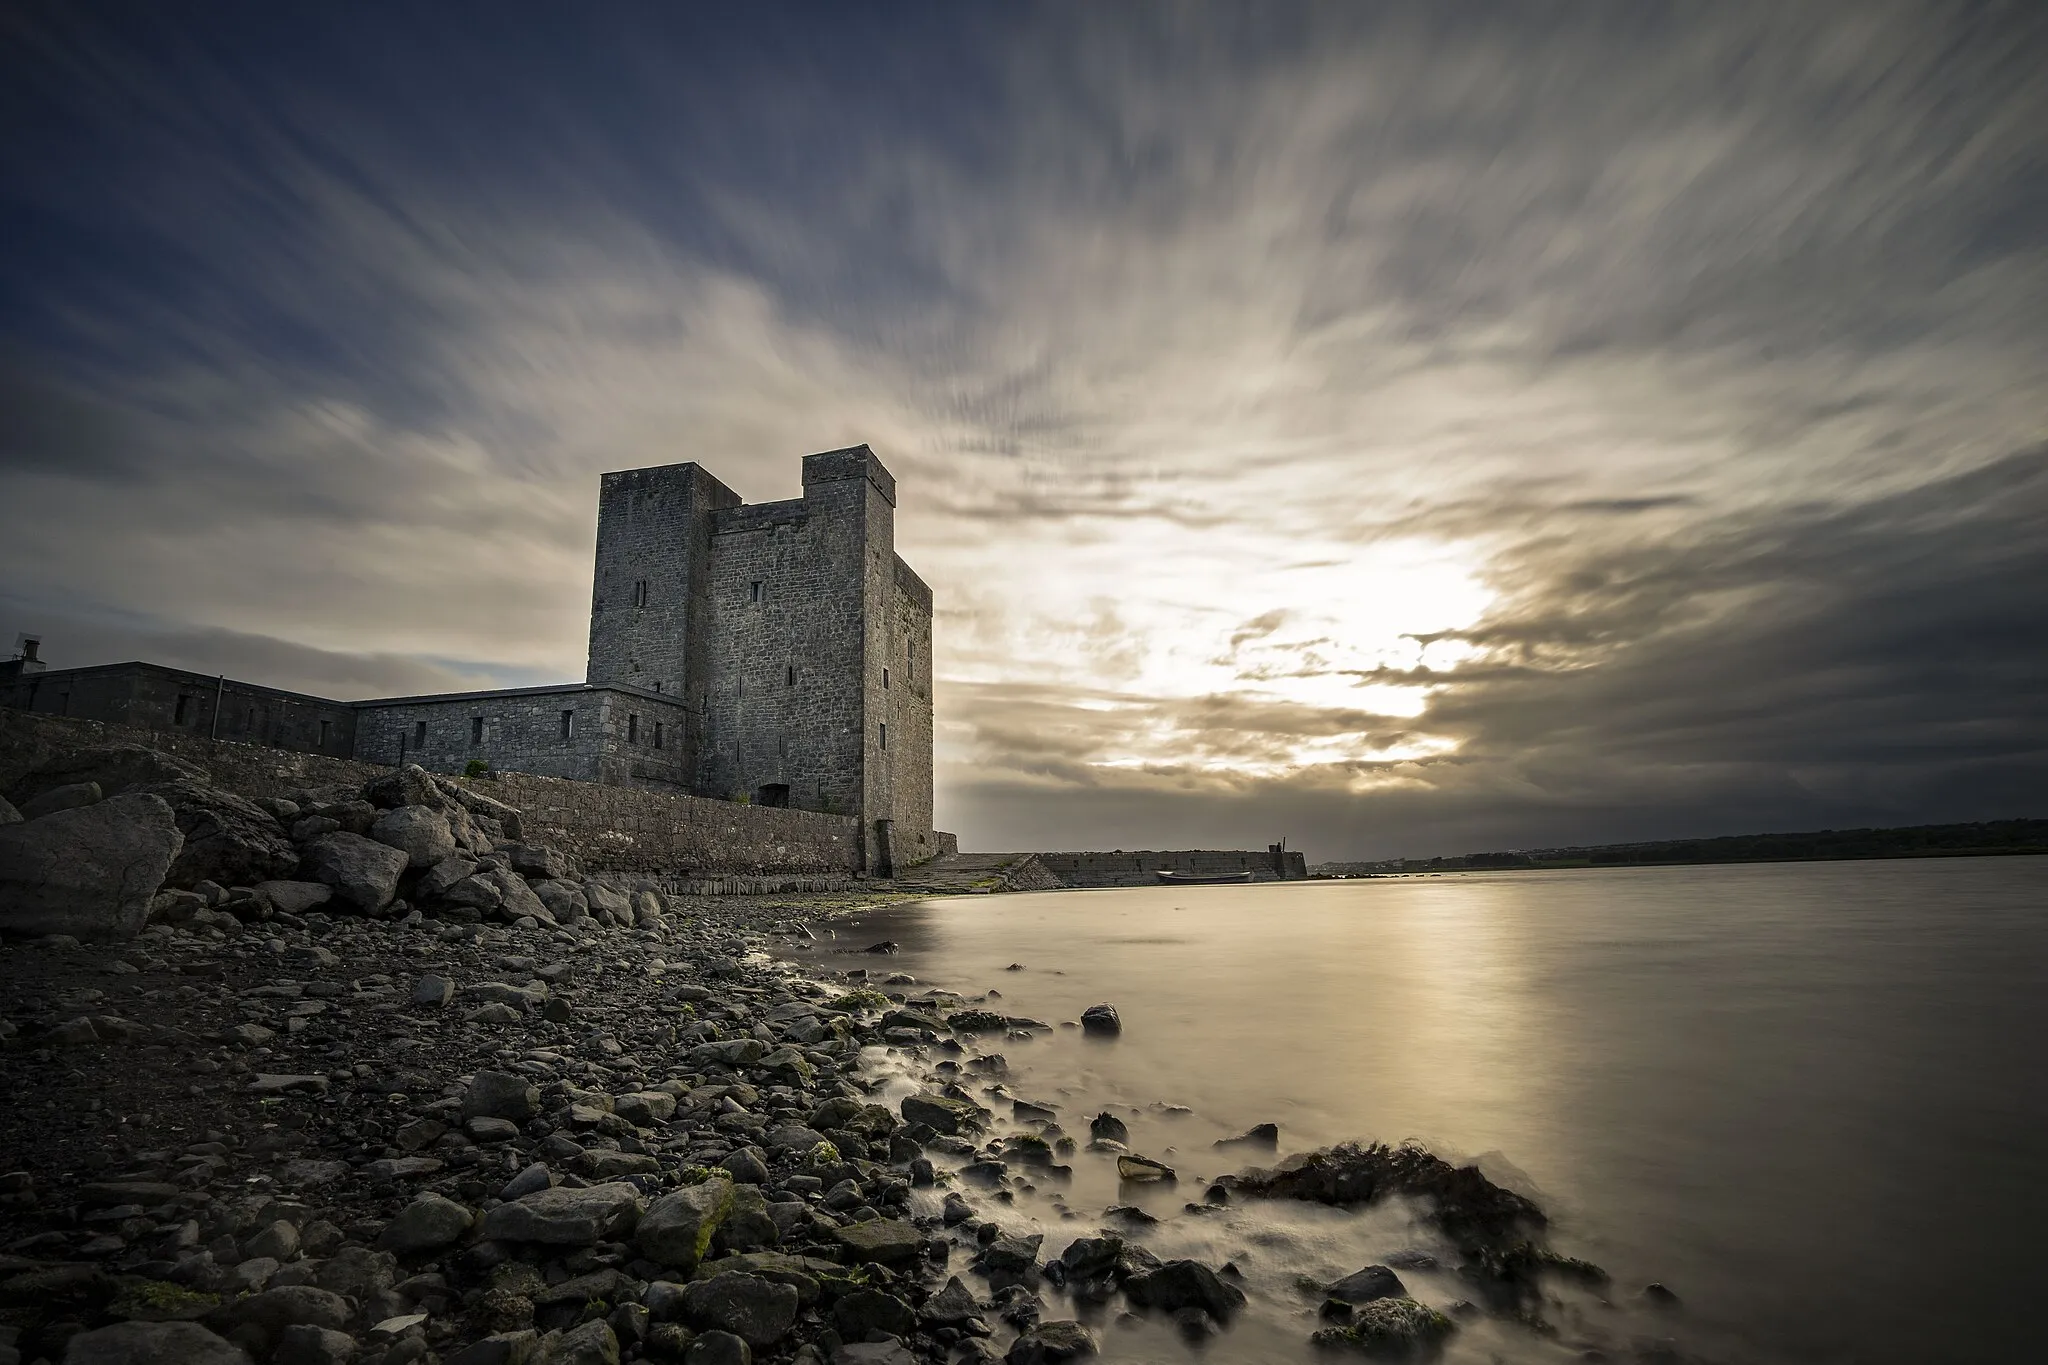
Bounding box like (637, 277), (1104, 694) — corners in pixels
(790, 859), (2048, 1364)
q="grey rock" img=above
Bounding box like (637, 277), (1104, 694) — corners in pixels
(298, 832), (408, 914)
(370, 805), (458, 870)
(1214, 1122), (1280, 1149)
(636, 1178), (734, 1270)
(379, 1192), (475, 1253)
(465, 1071), (541, 1122)
(444, 1332), (539, 1365)
(501, 842), (572, 881)
(1079, 1003), (1121, 1036)
(679, 1272), (799, 1348)
(831, 1288), (914, 1339)
(1309, 1297), (1457, 1356)
(0, 793), (19, 825)
(532, 879), (588, 922)
(899, 1093), (988, 1136)
(18, 780), (101, 820)
(833, 1346), (917, 1365)
(0, 792), (182, 941)
(444, 875), (504, 912)
(480, 1183), (643, 1245)
(271, 1324), (357, 1365)
(719, 1149), (769, 1185)
(221, 1284), (353, 1335)
(292, 815), (342, 843)
(412, 974), (455, 1007)
(924, 1275), (981, 1323)
(1325, 1265), (1406, 1306)
(534, 1318), (618, 1365)
(61, 1320), (252, 1364)
(254, 880), (333, 915)
(685, 1331), (750, 1365)
(501, 1163), (555, 1200)
(614, 1091), (677, 1126)
(1124, 1260), (1246, 1322)
(363, 764), (446, 811)
(1087, 1113), (1129, 1144)
(485, 867), (552, 923)
(1005, 1321), (1096, 1365)
(130, 781), (297, 890)
(418, 855), (481, 900)
(8, 743), (207, 807)
(243, 1219), (301, 1262)
(583, 881), (632, 926)
(312, 1246), (398, 1301)
(830, 1218), (923, 1264)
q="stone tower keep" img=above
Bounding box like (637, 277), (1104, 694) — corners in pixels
(584, 445), (935, 871)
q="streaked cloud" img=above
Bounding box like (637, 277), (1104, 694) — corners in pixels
(0, 3), (2041, 856)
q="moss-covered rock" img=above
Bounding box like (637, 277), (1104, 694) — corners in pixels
(1309, 1296), (1456, 1358)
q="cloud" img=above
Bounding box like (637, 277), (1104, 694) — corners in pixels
(0, 4), (2042, 856)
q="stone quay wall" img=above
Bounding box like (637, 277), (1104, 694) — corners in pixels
(0, 708), (863, 877)
(1037, 848), (1309, 888)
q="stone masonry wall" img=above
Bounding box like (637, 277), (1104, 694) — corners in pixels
(2, 662), (358, 759)
(353, 686), (693, 788)
(0, 707), (389, 803)
(484, 769), (863, 875)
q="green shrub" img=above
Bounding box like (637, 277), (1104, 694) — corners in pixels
(464, 759), (490, 778)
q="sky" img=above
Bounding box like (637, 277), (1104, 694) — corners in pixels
(2, 2), (2043, 860)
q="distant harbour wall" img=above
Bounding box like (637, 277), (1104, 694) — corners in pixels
(1037, 848), (1308, 887)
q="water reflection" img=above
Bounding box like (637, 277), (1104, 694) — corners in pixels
(789, 859), (2048, 1364)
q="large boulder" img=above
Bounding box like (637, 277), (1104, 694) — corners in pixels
(370, 804), (458, 869)
(1123, 1259), (1246, 1322)
(532, 879), (588, 922)
(584, 881), (633, 927)
(636, 1178), (735, 1271)
(7, 743), (208, 807)
(480, 1183), (643, 1245)
(253, 880), (332, 915)
(500, 842), (572, 881)
(62, 1320), (253, 1364)
(298, 831), (408, 914)
(429, 774), (523, 840)
(363, 764), (446, 810)
(901, 1093), (990, 1136)
(1309, 1297), (1457, 1356)
(0, 793), (20, 825)
(484, 867), (552, 922)
(18, 781), (101, 820)
(0, 793), (182, 940)
(680, 1272), (800, 1348)
(130, 780), (297, 889)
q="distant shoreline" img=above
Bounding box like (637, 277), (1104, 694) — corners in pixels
(1314, 819), (2048, 877)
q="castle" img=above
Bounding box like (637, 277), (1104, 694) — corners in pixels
(2, 445), (936, 872)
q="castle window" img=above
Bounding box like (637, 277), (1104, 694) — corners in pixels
(471, 716), (484, 745)
(560, 710), (574, 741)
(879, 722), (888, 750)
(245, 706), (256, 731)
(414, 720), (427, 748)
(653, 721), (664, 749)
(632, 580), (649, 608)
(628, 713), (639, 744)
(750, 580), (762, 603)
(174, 694), (192, 724)
(786, 664), (795, 687)
(883, 667), (890, 690)
(319, 719), (332, 747)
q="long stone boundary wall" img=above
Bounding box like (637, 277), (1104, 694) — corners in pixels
(0, 708), (863, 877)
(1037, 849), (1306, 887)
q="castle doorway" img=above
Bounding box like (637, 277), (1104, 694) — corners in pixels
(756, 783), (790, 808)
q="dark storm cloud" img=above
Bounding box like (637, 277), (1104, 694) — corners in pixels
(1, 3), (2042, 855)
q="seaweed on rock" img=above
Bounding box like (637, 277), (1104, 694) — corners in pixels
(1224, 1140), (1548, 1251)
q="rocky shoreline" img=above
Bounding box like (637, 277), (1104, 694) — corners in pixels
(0, 748), (1676, 1365)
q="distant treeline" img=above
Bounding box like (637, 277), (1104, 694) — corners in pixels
(1314, 818), (2048, 875)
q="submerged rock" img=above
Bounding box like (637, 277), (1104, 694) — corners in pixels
(1226, 1141), (1545, 1250)
(1079, 1003), (1121, 1036)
